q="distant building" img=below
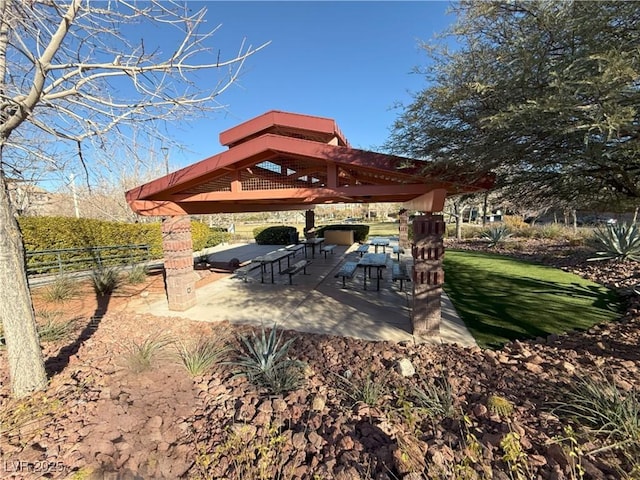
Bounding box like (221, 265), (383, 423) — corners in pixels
(6, 180), (56, 216)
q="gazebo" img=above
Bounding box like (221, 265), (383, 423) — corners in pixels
(126, 110), (492, 336)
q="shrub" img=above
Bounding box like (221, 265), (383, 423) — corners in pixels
(232, 324), (306, 394)
(37, 312), (75, 342)
(124, 333), (173, 373)
(177, 337), (230, 376)
(19, 216), (215, 263)
(552, 374), (640, 456)
(91, 267), (121, 296)
(19, 216), (163, 258)
(503, 215), (528, 230)
(253, 226), (298, 245)
(126, 264), (148, 284)
(334, 370), (387, 408)
(589, 223), (640, 262)
(43, 275), (79, 302)
(445, 223), (485, 239)
(205, 229), (231, 248)
(412, 374), (455, 419)
(191, 221), (231, 251)
(534, 224), (567, 240)
(481, 224), (512, 247)
(197, 422), (302, 480)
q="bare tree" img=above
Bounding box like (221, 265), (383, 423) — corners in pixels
(0, 0), (268, 398)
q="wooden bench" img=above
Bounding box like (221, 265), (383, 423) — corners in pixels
(334, 261), (358, 287)
(280, 259), (311, 285)
(320, 244), (336, 258)
(393, 245), (405, 261)
(392, 262), (411, 291)
(234, 262), (261, 282)
(356, 244), (370, 256)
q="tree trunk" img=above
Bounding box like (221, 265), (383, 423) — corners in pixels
(572, 209), (578, 234)
(0, 162), (48, 398)
(482, 192), (488, 226)
(454, 201), (463, 240)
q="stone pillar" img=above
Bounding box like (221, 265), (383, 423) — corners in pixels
(411, 214), (445, 337)
(399, 208), (409, 248)
(162, 216), (197, 311)
(304, 209), (316, 239)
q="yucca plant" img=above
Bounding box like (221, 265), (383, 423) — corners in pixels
(232, 323), (306, 394)
(588, 223), (640, 263)
(91, 266), (121, 296)
(481, 224), (512, 248)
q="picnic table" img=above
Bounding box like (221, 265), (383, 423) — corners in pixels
(357, 252), (388, 290)
(369, 237), (390, 253)
(300, 237), (325, 259)
(252, 249), (295, 283)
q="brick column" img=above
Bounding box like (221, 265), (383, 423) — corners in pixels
(411, 214), (445, 337)
(398, 208), (409, 249)
(162, 216), (197, 311)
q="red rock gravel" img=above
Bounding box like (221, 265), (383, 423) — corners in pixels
(0, 239), (637, 479)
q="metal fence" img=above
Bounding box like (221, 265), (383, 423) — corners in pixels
(25, 244), (151, 276)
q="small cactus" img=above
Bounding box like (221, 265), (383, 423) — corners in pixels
(487, 394), (514, 417)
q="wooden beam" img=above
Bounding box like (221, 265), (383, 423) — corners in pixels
(167, 183), (439, 203)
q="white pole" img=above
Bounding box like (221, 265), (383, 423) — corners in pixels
(161, 147), (169, 175)
(69, 174), (80, 218)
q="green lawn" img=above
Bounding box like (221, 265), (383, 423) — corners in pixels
(366, 222), (400, 237)
(443, 250), (624, 349)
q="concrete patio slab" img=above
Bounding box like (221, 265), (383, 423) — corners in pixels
(138, 240), (477, 347)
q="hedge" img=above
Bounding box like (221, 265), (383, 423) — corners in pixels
(253, 225), (298, 245)
(18, 217), (229, 260)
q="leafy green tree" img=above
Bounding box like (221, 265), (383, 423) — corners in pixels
(386, 1), (640, 212)
(0, 0), (266, 398)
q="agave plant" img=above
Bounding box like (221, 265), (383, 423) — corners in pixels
(481, 224), (512, 248)
(589, 223), (640, 263)
(232, 323), (306, 394)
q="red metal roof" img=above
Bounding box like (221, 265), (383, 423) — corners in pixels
(126, 110), (493, 216)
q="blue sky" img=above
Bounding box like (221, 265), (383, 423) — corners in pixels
(159, 1), (458, 170)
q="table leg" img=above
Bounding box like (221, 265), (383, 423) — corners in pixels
(271, 263), (275, 283)
(261, 263), (265, 283)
